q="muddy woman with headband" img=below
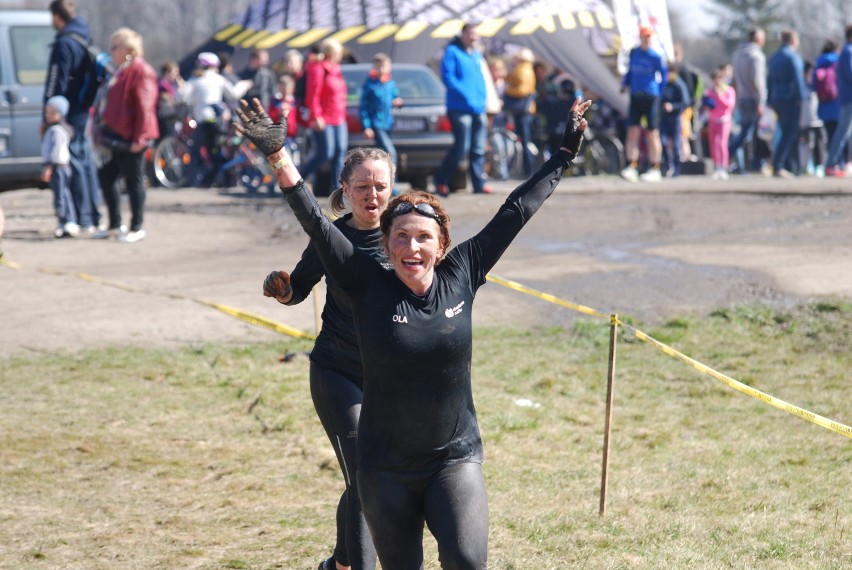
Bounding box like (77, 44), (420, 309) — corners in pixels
(237, 94), (590, 569)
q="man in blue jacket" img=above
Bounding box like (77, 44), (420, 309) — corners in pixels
(767, 28), (807, 178)
(620, 26), (667, 183)
(824, 24), (852, 178)
(44, 0), (101, 232)
(433, 23), (491, 196)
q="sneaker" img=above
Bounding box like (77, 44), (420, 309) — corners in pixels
(773, 168), (794, 179)
(435, 183), (450, 197)
(92, 225), (128, 240)
(118, 229), (146, 243)
(63, 222), (81, 237)
(825, 166), (847, 178)
(54, 225), (68, 238)
(81, 225), (98, 236)
(620, 165), (639, 182)
(639, 168), (662, 182)
(475, 186), (493, 194)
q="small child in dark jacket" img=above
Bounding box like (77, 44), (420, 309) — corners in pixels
(359, 53), (403, 192)
(41, 95), (79, 238)
(660, 68), (691, 177)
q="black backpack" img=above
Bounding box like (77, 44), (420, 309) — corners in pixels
(67, 32), (115, 109)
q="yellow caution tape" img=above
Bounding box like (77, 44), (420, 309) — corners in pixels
(621, 322), (852, 439)
(486, 273), (851, 439)
(194, 299), (315, 340)
(486, 274), (609, 320)
(1, 259), (315, 341)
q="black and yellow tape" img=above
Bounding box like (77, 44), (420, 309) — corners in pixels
(486, 273), (851, 439)
(0, 257), (315, 341)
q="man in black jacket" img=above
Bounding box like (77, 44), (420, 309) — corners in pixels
(44, 0), (102, 233)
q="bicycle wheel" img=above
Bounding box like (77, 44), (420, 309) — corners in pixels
(585, 134), (625, 175)
(153, 136), (190, 189)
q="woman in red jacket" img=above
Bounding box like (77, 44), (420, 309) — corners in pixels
(94, 27), (159, 243)
(298, 38), (348, 197)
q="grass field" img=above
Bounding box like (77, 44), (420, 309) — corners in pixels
(1, 302), (850, 569)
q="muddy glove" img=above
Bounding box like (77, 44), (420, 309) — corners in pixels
(235, 98), (287, 156)
(263, 270), (292, 303)
(560, 98), (590, 160)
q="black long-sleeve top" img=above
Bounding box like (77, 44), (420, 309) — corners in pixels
(285, 151), (572, 473)
(286, 213), (389, 386)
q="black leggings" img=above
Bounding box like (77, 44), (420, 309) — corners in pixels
(358, 462), (489, 569)
(310, 363), (376, 569)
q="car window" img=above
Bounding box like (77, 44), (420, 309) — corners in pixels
(342, 66), (444, 102)
(10, 25), (54, 85)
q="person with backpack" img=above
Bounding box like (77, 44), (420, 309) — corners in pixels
(813, 40), (840, 153)
(44, 0), (102, 234)
(824, 25), (852, 178)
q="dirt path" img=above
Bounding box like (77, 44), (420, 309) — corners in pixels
(1, 175), (850, 358)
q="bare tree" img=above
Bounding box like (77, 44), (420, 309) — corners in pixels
(69, 0), (254, 69)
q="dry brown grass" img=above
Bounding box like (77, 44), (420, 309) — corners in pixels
(1, 303), (850, 569)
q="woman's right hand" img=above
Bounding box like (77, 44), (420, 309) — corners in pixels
(234, 98), (287, 156)
(263, 270), (293, 304)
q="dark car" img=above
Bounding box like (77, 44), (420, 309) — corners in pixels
(313, 63), (466, 194)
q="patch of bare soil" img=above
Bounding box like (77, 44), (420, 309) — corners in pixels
(1, 175), (850, 358)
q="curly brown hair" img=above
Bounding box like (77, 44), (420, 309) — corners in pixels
(380, 190), (452, 255)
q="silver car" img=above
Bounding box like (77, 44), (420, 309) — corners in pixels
(0, 10), (54, 191)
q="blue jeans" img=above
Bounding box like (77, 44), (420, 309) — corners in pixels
(434, 111), (487, 193)
(66, 112), (102, 228)
(660, 117), (683, 176)
(728, 99), (762, 172)
(511, 111), (535, 176)
(301, 123), (348, 196)
(50, 165), (75, 226)
(771, 99), (801, 172)
(825, 102), (852, 169)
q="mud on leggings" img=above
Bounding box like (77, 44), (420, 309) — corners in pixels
(309, 363), (376, 570)
(358, 461), (489, 570)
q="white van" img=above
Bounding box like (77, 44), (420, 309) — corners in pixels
(0, 10), (54, 191)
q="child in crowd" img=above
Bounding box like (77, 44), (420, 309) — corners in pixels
(704, 66), (736, 180)
(359, 52), (402, 191)
(659, 66), (691, 177)
(269, 74), (300, 162)
(41, 95), (79, 238)
(799, 61), (826, 176)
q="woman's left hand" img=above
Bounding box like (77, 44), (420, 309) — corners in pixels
(560, 97), (592, 158)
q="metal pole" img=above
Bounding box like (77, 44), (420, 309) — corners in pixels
(312, 284), (322, 334)
(599, 314), (618, 516)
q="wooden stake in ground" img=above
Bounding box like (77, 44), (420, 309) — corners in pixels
(600, 314), (618, 516)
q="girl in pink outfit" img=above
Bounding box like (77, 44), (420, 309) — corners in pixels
(704, 66), (737, 179)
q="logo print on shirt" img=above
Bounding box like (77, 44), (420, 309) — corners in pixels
(392, 314), (408, 323)
(444, 301), (465, 318)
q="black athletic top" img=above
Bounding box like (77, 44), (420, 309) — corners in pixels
(286, 213), (389, 386)
(285, 152), (572, 473)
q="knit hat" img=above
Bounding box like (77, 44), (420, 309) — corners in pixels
(46, 95), (69, 117)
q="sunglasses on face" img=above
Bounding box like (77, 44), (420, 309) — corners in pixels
(390, 201), (440, 222)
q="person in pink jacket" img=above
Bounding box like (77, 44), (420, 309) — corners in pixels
(704, 66), (737, 180)
(299, 38), (348, 197)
